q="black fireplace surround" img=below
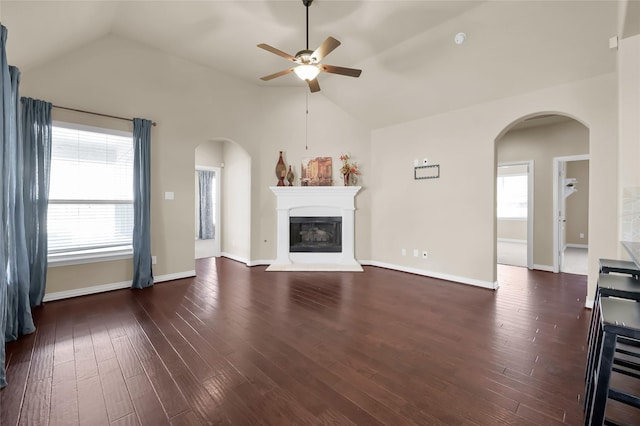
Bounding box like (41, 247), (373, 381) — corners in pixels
(290, 216), (342, 253)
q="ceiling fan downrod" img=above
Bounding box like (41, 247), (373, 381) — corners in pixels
(303, 0), (313, 50)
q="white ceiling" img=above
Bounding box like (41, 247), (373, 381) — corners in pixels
(0, 0), (631, 129)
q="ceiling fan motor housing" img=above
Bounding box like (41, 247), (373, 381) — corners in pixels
(295, 49), (316, 64)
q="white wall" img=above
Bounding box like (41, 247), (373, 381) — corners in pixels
(619, 35), (640, 247)
(371, 73), (618, 298)
(252, 90), (372, 263)
(221, 140), (251, 262)
(15, 30), (636, 306)
(497, 220), (527, 241)
(20, 34), (371, 295)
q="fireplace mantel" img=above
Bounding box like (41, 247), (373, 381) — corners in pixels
(267, 186), (363, 271)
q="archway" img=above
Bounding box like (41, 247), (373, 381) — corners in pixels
(194, 138), (251, 262)
(495, 113), (590, 276)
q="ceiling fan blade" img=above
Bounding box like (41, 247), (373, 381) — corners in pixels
(260, 68), (295, 81)
(257, 44), (296, 61)
(311, 37), (341, 62)
(319, 64), (362, 78)
(307, 78), (320, 93)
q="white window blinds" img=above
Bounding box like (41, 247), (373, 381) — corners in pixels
(48, 124), (134, 254)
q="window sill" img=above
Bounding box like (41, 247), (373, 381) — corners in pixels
(48, 246), (133, 267)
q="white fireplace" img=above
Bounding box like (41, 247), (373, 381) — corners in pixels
(267, 186), (363, 271)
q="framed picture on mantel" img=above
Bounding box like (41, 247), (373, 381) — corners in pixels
(301, 157), (332, 186)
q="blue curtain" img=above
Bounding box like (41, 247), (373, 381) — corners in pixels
(197, 170), (215, 240)
(4, 68), (35, 339)
(21, 97), (52, 306)
(132, 118), (154, 289)
(1, 24), (38, 389)
(0, 24), (11, 389)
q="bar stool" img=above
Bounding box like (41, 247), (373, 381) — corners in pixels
(586, 274), (640, 383)
(599, 258), (640, 278)
(585, 297), (640, 425)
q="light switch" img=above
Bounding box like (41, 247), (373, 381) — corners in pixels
(164, 191), (174, 200)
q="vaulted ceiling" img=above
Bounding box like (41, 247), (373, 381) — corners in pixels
(1, 1), (636, 129)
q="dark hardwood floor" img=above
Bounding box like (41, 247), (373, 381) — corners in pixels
(2, 258), (639, 425)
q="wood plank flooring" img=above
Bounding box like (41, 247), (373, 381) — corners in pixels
(2, 258), (638, 425)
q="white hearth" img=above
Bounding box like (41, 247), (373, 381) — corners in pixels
(267, 186), (363, 272)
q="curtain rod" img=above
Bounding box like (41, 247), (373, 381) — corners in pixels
(52, 105), (157, 126)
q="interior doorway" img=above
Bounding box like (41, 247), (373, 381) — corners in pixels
(495, 113), (589, 275)
(553, 155), (589, 274)
(497, 162), (533, 269)
(195, 166), (221, 259)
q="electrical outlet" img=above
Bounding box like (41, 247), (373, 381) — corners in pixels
(152, 256), (157, 265)
(401, 248), (407, 256)
(422, 251), (428, 259)
(413, 249), (419, 257)
(580, 233), (585, 239)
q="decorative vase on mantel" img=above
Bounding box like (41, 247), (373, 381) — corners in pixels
(286, 165), (295, 186)
(343, 172), (350, 186)
(275, 151), (286, 186)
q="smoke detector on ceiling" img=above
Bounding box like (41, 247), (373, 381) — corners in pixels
(454, 32), (466, 45)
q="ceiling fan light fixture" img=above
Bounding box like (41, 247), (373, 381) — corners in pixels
(257, 0), (361, 92)
(294, 64), (320, 81)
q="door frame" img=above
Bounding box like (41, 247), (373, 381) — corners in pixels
(196, 165), (222, 257)
(497, 160), (534, 269)
(552, 154), (589, 273)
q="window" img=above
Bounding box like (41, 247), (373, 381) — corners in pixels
(48, 123), (134, 264)
(497, 173), (528, 219)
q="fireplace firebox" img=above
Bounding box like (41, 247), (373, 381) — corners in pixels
(290, 216), (342, 253)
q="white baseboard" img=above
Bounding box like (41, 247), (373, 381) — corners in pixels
(566, 243), (588, 249)
(497, 238), (527, 244)
(247, 259), (273, 267)
(44, 280), (132, 302)
(156, 270), (196, 282)
(43, 270), (196, 302)
(221, 253), (272, 267)
(533, 264), (555, 272)
(228, 256), (361, 269)
(221, 252), (250, 265)
(359, 260), (499, 290)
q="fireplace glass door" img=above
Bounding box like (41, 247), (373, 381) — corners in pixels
(290, 217), (342, 253)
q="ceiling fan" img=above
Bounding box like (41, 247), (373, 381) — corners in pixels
(257, 0), (362, 93)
